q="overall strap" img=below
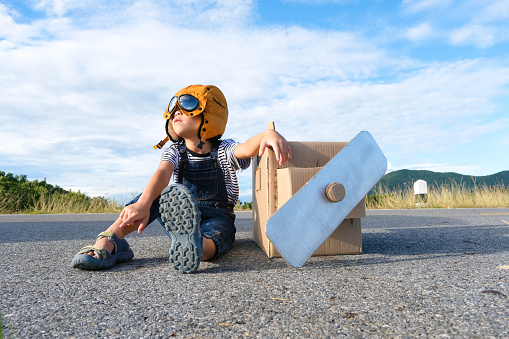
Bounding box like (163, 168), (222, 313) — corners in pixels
(210, 140), (221, 160)
(176, 143), (188, 183)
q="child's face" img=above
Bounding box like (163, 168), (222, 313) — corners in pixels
(171, 110), (202, 139)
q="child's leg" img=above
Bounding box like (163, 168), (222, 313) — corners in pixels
(199, 206), (236, 261)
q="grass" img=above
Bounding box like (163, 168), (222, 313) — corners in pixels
(0, 193), (123, 215)
(32, 193), (123, 214)
(366, 181), (509, 209)
(2, 182), (508, 214)
(1, 194), (253, 215)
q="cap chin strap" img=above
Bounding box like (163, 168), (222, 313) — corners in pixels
(196, 114), (205, 149)
(153, 136), (169, 150)
(153, 120), (176, 149)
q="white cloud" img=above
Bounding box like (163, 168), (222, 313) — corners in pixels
(477, 0), (509, 23)
(401, 0), (449, 13)
(0, 4), (39, 42)
(405, 22), (433, 42)
(499, 136), (509, 146)
(33, 0), (95, 16)
(281, 0), (354, 4)
(0, 3), (14, 25)
(449, 24), (495, 48)
(400, 0), (509, 48)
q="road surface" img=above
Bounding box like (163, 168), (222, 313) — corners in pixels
(1, 208), (508, 338)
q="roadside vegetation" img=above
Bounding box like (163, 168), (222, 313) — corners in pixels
(0, 171), (122, 214)
(2, 171), (508, 214)
(366, 181), (509, 209)
(234, 201), (253, 211)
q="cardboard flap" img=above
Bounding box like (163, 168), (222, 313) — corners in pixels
(282, 142), (349, 168)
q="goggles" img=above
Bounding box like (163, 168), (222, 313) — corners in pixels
(166, 94), (200, 118)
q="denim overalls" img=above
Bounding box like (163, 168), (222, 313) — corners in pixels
(127, 140), (237, 260)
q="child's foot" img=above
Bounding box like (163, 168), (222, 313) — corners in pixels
(159, 184), (202, 273)
(71, 232), (134, 270)
(83, 236), (114, 258)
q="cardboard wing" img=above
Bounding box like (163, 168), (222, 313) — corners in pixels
(265, 131), (387, 267)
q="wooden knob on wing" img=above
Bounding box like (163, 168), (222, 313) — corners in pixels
(326, 182), (345, 202)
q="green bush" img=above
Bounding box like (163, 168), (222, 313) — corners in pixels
(0, 171), (122, 214)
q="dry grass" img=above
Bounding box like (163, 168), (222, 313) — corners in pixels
(32, 194), (123, 214)
(3, 182), (508, 215)
(0, 193), (123, 214)
(366, 181), (509, 209)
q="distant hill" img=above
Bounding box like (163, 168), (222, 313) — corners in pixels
(373, 169), (509, 192)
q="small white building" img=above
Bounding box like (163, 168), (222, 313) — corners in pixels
(414, 179), (428, 203)
(414, 179), (427, 195)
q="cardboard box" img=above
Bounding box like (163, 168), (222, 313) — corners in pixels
(252, 141), (365, 258)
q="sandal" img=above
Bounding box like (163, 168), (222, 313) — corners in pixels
(71, 231), (134, 270)
(159, 184), (202, 273)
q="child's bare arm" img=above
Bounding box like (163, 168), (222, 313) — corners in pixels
(119, 161), (174, 234)
(235, 129), (292, 166)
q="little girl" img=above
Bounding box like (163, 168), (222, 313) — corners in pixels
(71, 84), (291, 273)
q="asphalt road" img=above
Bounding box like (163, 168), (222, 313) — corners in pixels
(1, 208), (508, 338)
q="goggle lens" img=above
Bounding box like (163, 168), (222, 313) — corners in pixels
(179, 94), (199, 111)
(168, 96), (178, 113)
(167, 94), (199, 116)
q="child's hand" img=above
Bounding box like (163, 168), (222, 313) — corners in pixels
(119, 203), (150, 234)
(259, 130), (292, 166)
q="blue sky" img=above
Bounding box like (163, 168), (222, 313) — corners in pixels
(1, 0), (508, 203)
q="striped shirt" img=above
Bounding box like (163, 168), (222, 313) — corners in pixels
(160, 139), (251, 205)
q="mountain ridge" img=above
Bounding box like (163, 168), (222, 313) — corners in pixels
(374, 169), (509, 192)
